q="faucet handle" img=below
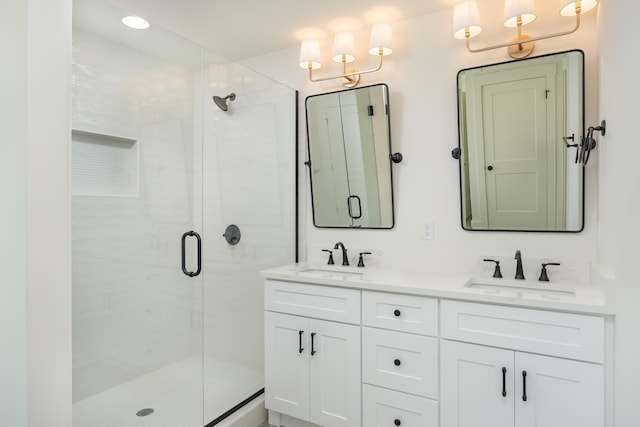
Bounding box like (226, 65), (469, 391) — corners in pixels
(357, 252), (372, 268)
(322, 249), (334, 265)
(539, 262), (561, 282)
(483, 259), (503, 278)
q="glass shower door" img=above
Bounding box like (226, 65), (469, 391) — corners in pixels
(71, 1), (206, 425)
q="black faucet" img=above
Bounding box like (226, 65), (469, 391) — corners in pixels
(514, 250), (525, 280)
(539, 262), (561, 282)
(334, 242), (349, 266)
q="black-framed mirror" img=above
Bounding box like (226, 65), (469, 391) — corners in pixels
(456, 50), (584, 232)
(306, 83), (395, 228)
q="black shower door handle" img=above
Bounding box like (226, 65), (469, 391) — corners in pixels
(347, 195), (362, 219)
(181, 231), (202, 277)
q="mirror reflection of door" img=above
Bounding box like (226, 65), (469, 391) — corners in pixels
(308, 93), (351, 225)
(340, 89), (382, 226)
(466, 64), (561, 230)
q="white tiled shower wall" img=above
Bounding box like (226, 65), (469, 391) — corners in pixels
(72, 28), (297, 409)
(199, 62), (296, 376)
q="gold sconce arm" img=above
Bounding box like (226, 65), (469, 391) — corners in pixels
(465, 9), (582, 59)
(452, 0), (594, 59)
(307, 53), (384, 88)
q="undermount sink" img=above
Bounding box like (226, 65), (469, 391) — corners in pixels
(295, 265), (364, 278)
(464, 278), (575, 297)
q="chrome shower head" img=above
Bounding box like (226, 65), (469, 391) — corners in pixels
(213, 93), (236, 112)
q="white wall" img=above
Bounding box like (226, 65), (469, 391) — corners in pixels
(0, 1), (29, 424)
(0, 0), (72, 425)
(244, 9), (600, 278)
(598, 1), (640, 425)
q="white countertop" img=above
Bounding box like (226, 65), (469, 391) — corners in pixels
(260, 262), (612, 315)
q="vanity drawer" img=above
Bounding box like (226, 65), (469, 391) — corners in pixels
(363, 384), (438, 427)
(362, 327), (438, 398)
(264, 279), (360, 324)
(362, 291), (438, 336)
(441, 300), (605, 363)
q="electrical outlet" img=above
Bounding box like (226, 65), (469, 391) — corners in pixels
(421, 219), (434, 240)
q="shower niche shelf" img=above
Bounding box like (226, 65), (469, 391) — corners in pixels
(72, 129), (139, 197)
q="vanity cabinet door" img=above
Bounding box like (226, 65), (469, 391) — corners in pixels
(264, 312), (310, 421)
(441, 340), (515, 427)
(265, 312), (361, 427)
(515, 352), (604, 427)
(309, 319), (361, 427)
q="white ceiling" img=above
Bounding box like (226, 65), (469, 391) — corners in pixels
(105, 0), (454, 61)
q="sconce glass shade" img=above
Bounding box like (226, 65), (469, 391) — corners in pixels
(453, 1), (483, 40)
(560, 0), (598, 16)
(368, 23), (393, 56)
(504, 0), (537, 27)
(332, 32), (356, 63)
(299, 40), (322, 70)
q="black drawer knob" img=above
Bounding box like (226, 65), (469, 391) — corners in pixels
(394, 359), (401, 366)
(394, 419), (401, 426)
(393, 309), (401, 317)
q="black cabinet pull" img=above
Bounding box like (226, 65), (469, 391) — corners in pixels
(394, 359), (401, 366)
(502, 367), (507, 397)
(394, 419), (401, 426)
(181, 231), (202, 277)
(522, 370), (527, 402)
(311, 332), (317, 356)
(393, 309), (401, 317)
(298, 330), (304, 354)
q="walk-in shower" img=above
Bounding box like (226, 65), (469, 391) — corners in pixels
(71, 1), (296, 426)
(213, 93), (236, 111)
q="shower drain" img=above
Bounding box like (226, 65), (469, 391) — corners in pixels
(136, 408), (155, 417)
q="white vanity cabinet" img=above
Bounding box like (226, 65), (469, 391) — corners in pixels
(361, 291), (440, 427)
(261, 268), (610, 427)
(264, 280), (361, 427)
(440, 300), (605, 427)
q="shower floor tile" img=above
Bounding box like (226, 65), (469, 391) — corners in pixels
(73, 355), (263, 427)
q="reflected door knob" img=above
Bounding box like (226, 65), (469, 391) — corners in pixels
(487, 165), (494, 171)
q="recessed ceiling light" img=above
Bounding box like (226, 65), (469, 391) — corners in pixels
(122, 16), (150, 30)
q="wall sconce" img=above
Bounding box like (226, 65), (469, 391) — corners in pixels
(453, 0), (598, 59)
(299, 23), (393, 87)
